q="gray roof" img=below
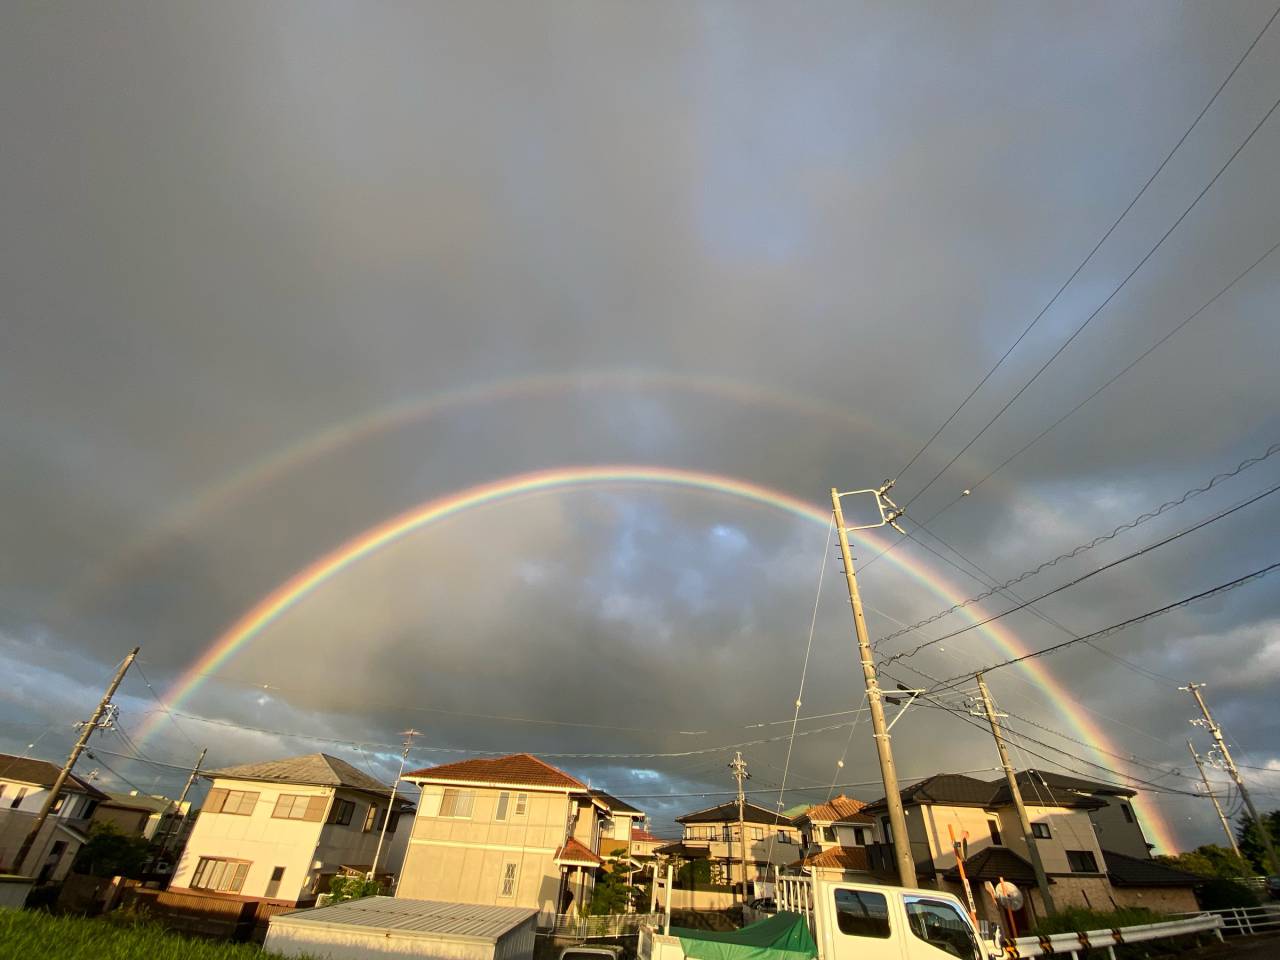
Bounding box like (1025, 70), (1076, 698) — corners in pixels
(269, 896), (536, 942)
(865, 771), (1105, 812)
(1025, 770), (1136, 799)
(1103, 849), (1200, 887)
(103, 792), (179, 814)
(0, 753), (109, 800)
(677, 800), (791, 825)
(591, 789), (644, 816)
(207, 753), (398, 800)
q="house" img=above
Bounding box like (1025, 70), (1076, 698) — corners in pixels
(864, 772), (1111, 928)
(1099, 848), (1200, 913)
(0, 753), (108, 883)
(591, 790), (645, 860)
(169, 753), (414, 906)
(397, 753), (642, 915)
(92, 790), (189, 843)
(660, 800), (801, 888)
(787, 795), (880, 882)
(629, 824), (669, 859)
(1024, 771), (1152, 859)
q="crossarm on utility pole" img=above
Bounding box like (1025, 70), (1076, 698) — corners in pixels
(1187, 739), (1241, 859)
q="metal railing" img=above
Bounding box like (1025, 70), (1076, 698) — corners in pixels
(1175, 903), (1280, 936)
(538, 911), (664, 938)
(1007, 913), (1223, 958)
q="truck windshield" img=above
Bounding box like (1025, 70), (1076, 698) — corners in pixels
(833, 888), (890, 939)
(902, 897), (981, 960)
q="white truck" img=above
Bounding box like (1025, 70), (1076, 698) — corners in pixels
(640, 877), (999, 960)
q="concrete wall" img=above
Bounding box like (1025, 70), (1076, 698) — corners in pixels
(1111, 885), (1198, 914)
(397, 784), (576, 912)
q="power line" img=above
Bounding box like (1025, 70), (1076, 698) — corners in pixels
(884, 480), (1280, 667)
(928, 559), (1280, 691)
(877, 441), (1280, 647)
(902, 89), (1280, 511)
(894, 2), (1280, 485)
(133, 662), (201, 751)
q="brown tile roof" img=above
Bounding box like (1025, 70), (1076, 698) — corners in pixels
(404, 753), (586, 791)
(554, 837), (603, 867)
(790, 845), (871, 872)
(0, 753), (109, 800)
(631, 826), (664, 842)
(205, 753), (400, 800)
(794, 794), (874, 825)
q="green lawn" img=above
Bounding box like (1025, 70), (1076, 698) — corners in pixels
(0, 909), (300, 960)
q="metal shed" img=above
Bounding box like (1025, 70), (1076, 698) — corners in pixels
(264, 896), (538, 960)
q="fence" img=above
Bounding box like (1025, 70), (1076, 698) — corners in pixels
(119, 887), (299, 943)
(538, 911), (663, 938)
(1175, 904), (1280, 937)
(1006, 913), (1223, 959)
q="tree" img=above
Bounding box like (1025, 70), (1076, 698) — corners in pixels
(1155, 844), (1251, 879)
(327, 874), (382, 903)
(587, 868), (636, 916)
(72, 823), (152, 878)
(1235, 809), (1280, 874)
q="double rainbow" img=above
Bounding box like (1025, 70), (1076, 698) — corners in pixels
(136, 465), (1177, 851)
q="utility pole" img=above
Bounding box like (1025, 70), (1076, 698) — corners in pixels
(1186, 740), (1241, 859)
(730, 752), (750, 902)
(158, 746), (206, 868)
(1182, 683), (1278, 873)
(975, 673), (1055, 914)
(15, 647), (139, 874)
(370, 729), (420, 883)
(830, 484), (917, 888)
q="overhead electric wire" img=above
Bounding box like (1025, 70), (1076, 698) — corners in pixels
(882, 480), (1280, 668)
(877, 440), (1280, 647)
(894, 3), (1280, 486)
(133, 662), (201, 752)
(901, 88), (1280, 512)
(928, 559), (1280, 692)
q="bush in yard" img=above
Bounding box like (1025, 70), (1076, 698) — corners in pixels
(1195, 875), (1260, 910)
(72, 822), (152, 879)
(1031, 906), (1164, 937)
(1156, 844), (1252, 879)
(327, 873), (382, 903)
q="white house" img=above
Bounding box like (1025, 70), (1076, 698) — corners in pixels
(169, 753), (414, 905)
(0, 753), (108, 883)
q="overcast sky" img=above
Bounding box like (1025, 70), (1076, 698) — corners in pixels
(2, 1), (1279, 849)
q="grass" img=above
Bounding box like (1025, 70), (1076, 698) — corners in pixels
(0, 909), (302, 960)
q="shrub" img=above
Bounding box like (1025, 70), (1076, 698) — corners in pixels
(327, 874), (383, 903)
(1195, 876), (1260, 910)
(1031, 906), (1163, 937)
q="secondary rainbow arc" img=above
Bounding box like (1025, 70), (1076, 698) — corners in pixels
(136, 464), (1178, 852)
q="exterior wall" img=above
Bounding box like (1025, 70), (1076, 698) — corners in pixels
(93, 805), (152, 838)
(170, 778), (328, 904)
(1087, 798), (1151, 859)
(915, 805), (1002, 873)
(1007, 805), (1105, 878)
(0, 783), (96, 881)
(397, 784), (575, 913)
(1110, 885), (1198, 914)
(1044, 875), (1119, 912)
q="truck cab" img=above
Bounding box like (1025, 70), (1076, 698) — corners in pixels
(810, 880), (991, 960)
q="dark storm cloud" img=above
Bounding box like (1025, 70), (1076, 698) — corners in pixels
(3, 1), (1279, 848)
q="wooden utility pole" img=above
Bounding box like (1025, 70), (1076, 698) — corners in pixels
(1182, 683), (1278, 873)
(370, 729), (419, 882)
(158, 746), (206, 867)
(975, 673), (1055, 914)
(730, 752), (750, 902)
(1187, 740), (1241, 858)
(14, 647), (139, 874)
(830, 487), (917, 888)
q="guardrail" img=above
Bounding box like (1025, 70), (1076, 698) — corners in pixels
(1005, 913), (1222, 958)
(538, 911), (664, 938)
(1175, 903), (1280, 936)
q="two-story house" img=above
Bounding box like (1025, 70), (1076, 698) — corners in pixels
(92, 791), (194, 878)
(662, 800), (800, 890)
(788, 794), (880, 881)
(0, 754), (108, 883)
(169, 753), (414, 906)
(397, 753), (639, 916)
(1024, 771), (1152, 859)
(591, 790), (644, 862)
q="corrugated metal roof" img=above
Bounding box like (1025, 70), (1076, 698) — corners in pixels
(270, 897), (536, 942)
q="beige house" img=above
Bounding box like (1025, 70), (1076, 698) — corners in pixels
(93, 790), (190, 842)
(663, 800), (801, 888)
(788, 795), (881, 882)
(0, 754), (108, 883)
(591, 790), (644, 861)
(170, 753), (413, 906)
(398, 753), (640, 916)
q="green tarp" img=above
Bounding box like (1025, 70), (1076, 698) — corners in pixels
(670, 912), (817, 960)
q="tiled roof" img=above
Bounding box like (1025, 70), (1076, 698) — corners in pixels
(103, 792), (179, 814)
(794, 795), (874, 825)
(591, 789), (643, 815)
(1024, 770), (1136, 799)
(790, 846), (871, 872)
(631, 826), (664, 842)
(677, 801), (791, 825)
(206, 753), (396, 798)
(866, 771), (1106, 813)
(1103, 849), (1199, 887)
(404, 754), (586, 791)
(0, 754), (109, 800)
(942, 847), (1038, 884)
(865, 774), (998, 812)
(654, 841), (713, 859)
(554, 838), (603, 867)
(991, 772), (1105, 810)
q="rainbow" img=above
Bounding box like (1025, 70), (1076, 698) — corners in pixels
(137, 465), (1177, 851)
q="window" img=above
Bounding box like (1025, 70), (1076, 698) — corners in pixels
(515, 793), (528, 816)
(327, 799), (356, 826)
(904, 896), (981, 960)
(834, 888), (890, 939)
(853, 827), (868, 846)
(81, 799), (99, 819)
(987, 819), (1002, 846)
(11, 787), (28, 809)
(265, 866), (285, 899)
(496, 791), (511, 821)
(0, 785), (5, 801)
(273, 794), (324, 821)
(822, 826), (837, 843)
(1031, 822), (1051, 839)
(881, 816), (892, 843)
(777, 830), (795, 844)
(1121, 804), (1134, 824)
(1066, 850), (1099, 873)
(439, 789), (475, 818)
(204, 788), (259, 816)
(51, 796), (66, 814)
(499, 862), (518, 897)
(191, 857), (251, 893)
(385, 809), (401, 834)
(750, 827), (764, 841)
(363, 804), (380, 832)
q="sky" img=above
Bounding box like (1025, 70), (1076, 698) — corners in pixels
(2, 1), (1279, 851)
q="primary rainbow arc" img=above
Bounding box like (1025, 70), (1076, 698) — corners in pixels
(136, 464), (1177, 852)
